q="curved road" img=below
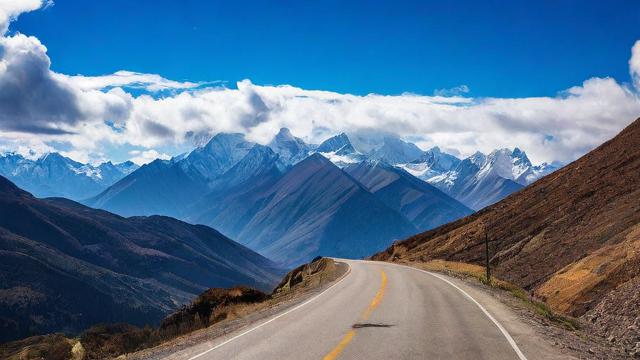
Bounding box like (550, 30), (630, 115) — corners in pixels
(174, 260), (531, 360)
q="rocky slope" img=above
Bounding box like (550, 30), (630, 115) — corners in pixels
(373, 117), (640, 353)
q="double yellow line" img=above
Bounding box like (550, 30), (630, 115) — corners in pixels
(323, 269), (388, 360)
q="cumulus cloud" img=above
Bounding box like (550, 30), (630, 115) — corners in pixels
(0, 33), (132, 134)
(129, 149), (171, 165)
(0, 2), (639, 165)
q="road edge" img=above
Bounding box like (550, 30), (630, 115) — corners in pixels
(361, 260), (529, 360)
(186, 261), (353, 360)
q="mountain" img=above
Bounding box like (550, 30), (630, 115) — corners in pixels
(87, 133), (255, 217)
(0, 175), (282, 343)
(86, 159), (208, 218)
(427, 148), (558, 210)
(191, 154), (417, 267)
(315, 133), (364, 167)
(179, 132), (255, 180)
(344, 160), (473, 231)
(396, 145), (559, 210)
(268, 128), (311, 165)
(399, 146), (461, 180)
(368, 135), (424, 164)
(373, 117), (640, 350)
(0, 152), (138, 200)
(316, 133), (356, 154)
(208, 144), (286, 191)
(424, 151), (521, 210)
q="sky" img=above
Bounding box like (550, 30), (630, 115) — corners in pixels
(1, 0), (640, 165)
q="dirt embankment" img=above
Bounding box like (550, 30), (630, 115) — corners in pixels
(0, 258), (347, 360)
(372, 118), (640, 356)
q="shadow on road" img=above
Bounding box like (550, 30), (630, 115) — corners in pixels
(352, 323), (394, 329)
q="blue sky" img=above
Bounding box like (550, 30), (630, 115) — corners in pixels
(1, 0), (640, 165)
(14, 0), (640, 97)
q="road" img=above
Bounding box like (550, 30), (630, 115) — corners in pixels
(174, 260), (533, 360)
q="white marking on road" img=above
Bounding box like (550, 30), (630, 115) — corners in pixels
(374, 260), (529, 360)
(186, 263), (352, 360)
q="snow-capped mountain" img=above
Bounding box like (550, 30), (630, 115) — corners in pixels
(87, 133), (258, 217)
(315, 133), (364, 167)
(425, 148), (559, 210)
(399, 146), (461, 180)
(208, 144), (286, 191)
(316, 133), (355, 154)
(368, 135), (424, 164)
(0, 152), (138, 200)
(268, 128), (312, 165)
(180, 132), (255, 180)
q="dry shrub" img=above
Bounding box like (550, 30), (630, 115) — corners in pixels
(79, 323), (159, 360)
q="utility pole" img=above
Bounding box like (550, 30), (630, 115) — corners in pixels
(484, 231), (491, 286)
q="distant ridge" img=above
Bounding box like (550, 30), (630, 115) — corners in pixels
(0, 152), (138, 200)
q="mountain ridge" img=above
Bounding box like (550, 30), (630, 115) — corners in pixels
(0, 152), (138, 200)
(0, 175), (282, 342)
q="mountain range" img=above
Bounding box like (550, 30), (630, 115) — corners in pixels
(85, 132), (477, 266)
(0, 152), (138, 201)
(1, 129), (558, 267)
(400, 146), (559, 210)
(188, 154), (419, 266)
(0, 175), (282, 342)
(374, 117), (640, 351)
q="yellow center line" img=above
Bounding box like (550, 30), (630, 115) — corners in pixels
(361, 270), (387, 321)
(323, 269), (388, 360)
(322, 330), (356, 360)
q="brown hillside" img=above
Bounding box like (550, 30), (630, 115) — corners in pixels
(373, 117), (640, 348)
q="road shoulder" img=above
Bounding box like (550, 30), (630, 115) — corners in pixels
(392, 261), (629, 360)
(127, 261), (350, 360)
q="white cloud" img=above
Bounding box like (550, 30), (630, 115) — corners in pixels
(434, 84), (470, 97)
(64, 70), (205, 92)
(129, 149), (171, 165)
(0, 0), (46, 34)
(0, 2), (638, 165)
(631, 40), (640, 90)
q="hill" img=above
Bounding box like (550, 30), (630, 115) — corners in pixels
(373, 117), (640, 349)
(0, 176), (282, 342)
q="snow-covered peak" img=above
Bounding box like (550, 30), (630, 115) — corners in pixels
(274, 127), (295, 141)
(398, 147), (461, 181)
(314, 133), (363, 167)
(268, 128), (311, 165)
(183, 132), (255, 179)
(203, 133), (250, 152)
(369, 136), (424, 164)
(479, 149), (514, 181)
(316, 133), (355, 155)
(468, 151), (487, 167)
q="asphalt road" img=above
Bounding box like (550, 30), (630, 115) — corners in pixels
(179, 259), (529, 360)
